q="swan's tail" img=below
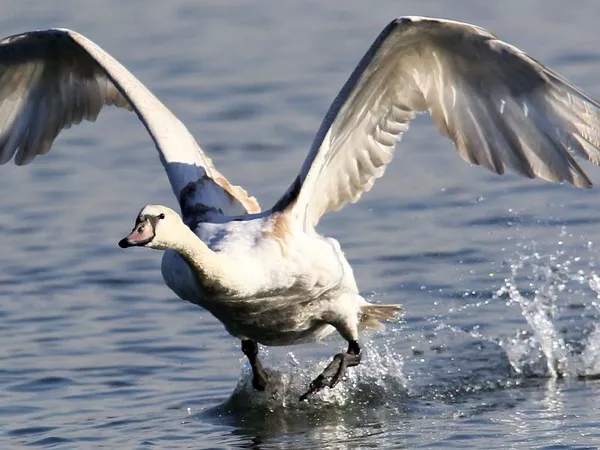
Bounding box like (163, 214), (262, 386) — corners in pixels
(359, 302), (402, 331)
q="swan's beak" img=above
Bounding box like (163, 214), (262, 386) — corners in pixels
(118, 221), (155, 248)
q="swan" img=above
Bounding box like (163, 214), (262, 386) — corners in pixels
(1, 16), (600, 400)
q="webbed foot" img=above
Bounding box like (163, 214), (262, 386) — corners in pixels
(299, 340), (361, 401)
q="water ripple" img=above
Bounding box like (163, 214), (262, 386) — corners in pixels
(1, 2), (600, 449)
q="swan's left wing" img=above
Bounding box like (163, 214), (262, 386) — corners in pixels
(272, 17), (600, 230)
(0, 29), (260, 221)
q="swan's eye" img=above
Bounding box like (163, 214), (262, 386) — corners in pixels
(158, 213), (165, 220)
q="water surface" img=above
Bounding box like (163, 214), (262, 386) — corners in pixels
(1, 1), (600, 448)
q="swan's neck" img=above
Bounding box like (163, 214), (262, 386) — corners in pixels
(170, 225), (231, 291)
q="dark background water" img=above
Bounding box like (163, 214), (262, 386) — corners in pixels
(2, 1), (600, 448)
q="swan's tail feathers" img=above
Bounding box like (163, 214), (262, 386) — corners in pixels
(359, 303), (402, 331)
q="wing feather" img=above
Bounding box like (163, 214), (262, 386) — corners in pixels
(273, 17), (600, 230)
(0, 29), (259, 219)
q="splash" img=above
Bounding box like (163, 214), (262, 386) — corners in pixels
(222, 339), (407, 412)
(495, 232), (600, 379)
(579, 272), (600, 375)
(495, 247), (570, 377)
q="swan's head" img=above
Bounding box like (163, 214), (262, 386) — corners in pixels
(118, 205), (184, 251)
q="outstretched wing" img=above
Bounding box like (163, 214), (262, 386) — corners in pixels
(272, 17), (600, 230)
(0, 28), (260, 221)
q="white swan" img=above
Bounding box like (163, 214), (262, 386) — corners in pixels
(1, 16), (600, 400)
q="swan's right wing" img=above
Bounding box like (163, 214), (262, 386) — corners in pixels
(0, 29), (260, 221)
(272, 17), (600, 231)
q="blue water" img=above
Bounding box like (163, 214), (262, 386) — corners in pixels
(2, 1), (600, 448)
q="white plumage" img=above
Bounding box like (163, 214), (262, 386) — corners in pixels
(2, 17), (600, 399)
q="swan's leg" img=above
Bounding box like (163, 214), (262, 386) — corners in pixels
(241, 339), (268, 391)
(299, 340), (361, 401)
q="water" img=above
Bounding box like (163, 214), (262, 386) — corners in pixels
(1, 0), (600, 448)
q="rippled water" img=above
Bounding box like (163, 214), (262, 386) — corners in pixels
(2, 1), (600, 448)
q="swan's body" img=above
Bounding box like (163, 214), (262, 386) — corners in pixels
(3, 16), (600, 398)
(156, 210), (356, 346)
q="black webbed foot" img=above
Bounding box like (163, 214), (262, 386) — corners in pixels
(241, 339), (269, 391)
(300, 340), (361, 401)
